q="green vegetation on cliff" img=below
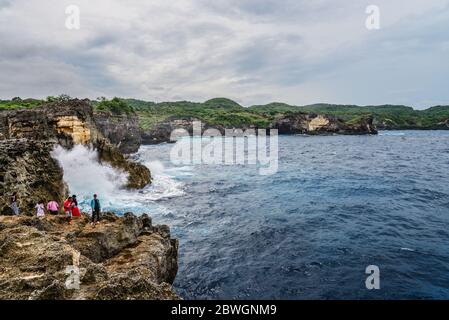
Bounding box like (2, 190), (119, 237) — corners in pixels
(93, 97), (135, 115)
(248, 103), (449, 129)
(2, 96), (449, 130)
(126, 98), (271, 129)
(126, 99), (449, 130)
(0, 98), (45, 110)
(0, 95), (73, 110)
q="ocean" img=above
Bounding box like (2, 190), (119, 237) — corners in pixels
(54, 130), (449, 299)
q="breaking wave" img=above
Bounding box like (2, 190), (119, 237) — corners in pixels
(51, 145), (184, 213)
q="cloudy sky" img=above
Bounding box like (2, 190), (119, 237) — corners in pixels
(0, 0), (448, 108)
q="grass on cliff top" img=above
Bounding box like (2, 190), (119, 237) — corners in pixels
(92, 97), (135, 115)
(2, 96), (449, 130)
(0, 95), (78, 110)
(0, 98), (46, 110)
(249, 102), (449, 128)
(125, 98), (272, 130)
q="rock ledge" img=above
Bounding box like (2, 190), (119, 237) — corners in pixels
(0, 212), (179, 300)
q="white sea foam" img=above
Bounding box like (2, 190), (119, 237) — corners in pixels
(51, 145), (184, 213)
(379, 131), (406, 136)
(138, 161), (185, 201)
(51, 145), (128, 200)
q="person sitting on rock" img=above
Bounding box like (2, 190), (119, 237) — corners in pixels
(10, 192), (19, 216)
(35, 201), (45, 219)
(90, 194), (101, 224)
(47, 200), (59, 215)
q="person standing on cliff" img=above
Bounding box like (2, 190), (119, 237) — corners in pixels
(47, 199), (59, 215)
(71, 195), (81, 218)
(35, 200), (45, 219)
(10, 192), (19, 215)
(64, 197), (74, 221)
(90, 194), (101, 224)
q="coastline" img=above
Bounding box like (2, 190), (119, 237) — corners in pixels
(0, 98), (420, 300)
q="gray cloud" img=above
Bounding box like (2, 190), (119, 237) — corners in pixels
(0, 0), (10, 9)
(0, 0), (448, 108)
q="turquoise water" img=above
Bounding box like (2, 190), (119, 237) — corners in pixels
(72, 131), (449, 299)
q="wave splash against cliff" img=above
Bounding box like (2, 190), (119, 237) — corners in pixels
(51, 145), (128, 207)
(51, 145), (184, 213)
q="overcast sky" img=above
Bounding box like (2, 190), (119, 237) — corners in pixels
(0, 0), (448, 108)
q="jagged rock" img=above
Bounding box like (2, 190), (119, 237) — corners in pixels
(272, 113), (378, 135)
(93, 111), (142, 154)
(141, 114), (377, 144)
(0, 100), (151, 204)
(96, 140), (151, 189)
(0, 213), (179, 300)
(0, 101), (173, 300)
(0, 139), (67, 216)
(94, 275), (178, 300)
(105, 229), (178, 284)
(142, 116), (204, 144)
(29, 280), (69, 300)
(74, 213), (145, 263)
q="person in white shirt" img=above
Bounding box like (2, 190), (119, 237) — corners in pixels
(35, 201), (45, 218)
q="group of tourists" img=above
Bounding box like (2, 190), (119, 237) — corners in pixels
(9, 192), (102, 224)
(63, 195), (81, 218)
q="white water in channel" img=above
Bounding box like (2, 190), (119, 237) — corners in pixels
(51, 145), (185, 213)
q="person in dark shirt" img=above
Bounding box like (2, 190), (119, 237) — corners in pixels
(90, 194), (101, 224)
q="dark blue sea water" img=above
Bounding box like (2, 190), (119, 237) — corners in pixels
(77, 131), (449, 299)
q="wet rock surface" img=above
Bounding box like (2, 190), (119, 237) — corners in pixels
(0, 212), (179, 300)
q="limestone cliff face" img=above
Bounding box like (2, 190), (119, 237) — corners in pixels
(140, 113), (377, 144)
(142, 116), (213, 144)
(0, 99), (151, 193)
(0, 99), (97, 145)
(55, 116), (91, 145)
(93, 111), (142, 154)
(0, 213), (179, 300)
(0, 102), (178, 300)
(272, 113), (378, 135)
(307, 115), (331, 131)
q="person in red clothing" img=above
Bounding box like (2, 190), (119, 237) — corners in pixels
(63, 197), (74, 220)
(71, 195), (81, 217)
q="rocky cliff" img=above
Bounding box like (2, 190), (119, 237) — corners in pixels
(0, 99), (151, 191)
(0, 100), (179, 300)
(272, 113), (378, 135)
(0, 140), (67, 215)
(0, 212), (179, 300)
(142, 116), (231, 144)
(376, 118), (449, 130)
(93, 111), (142, 154)
(141, 113), (377, 144)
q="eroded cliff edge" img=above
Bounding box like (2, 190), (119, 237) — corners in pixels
(141, 113), (377, 144)
(0, 213), (179, 300)
(0, 100), (179, 300)
(93, 110), (142, 154)
(0, 99), (151, 213)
